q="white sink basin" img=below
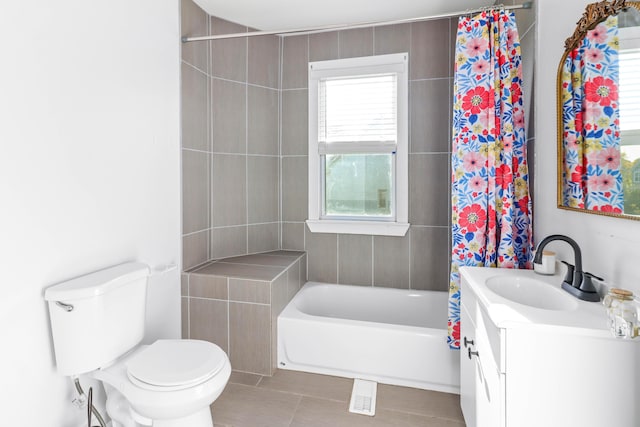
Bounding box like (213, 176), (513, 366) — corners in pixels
(485, 276), (579, 311)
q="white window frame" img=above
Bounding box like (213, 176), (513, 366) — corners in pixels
(619, 26), (640, 132)
(306, 53), (409, 236)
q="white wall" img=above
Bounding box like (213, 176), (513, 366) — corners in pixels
(535, 0), (640, 294)
(0, 0), (181, 425)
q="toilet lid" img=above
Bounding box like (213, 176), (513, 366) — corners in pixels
(126, 340), (227, 389)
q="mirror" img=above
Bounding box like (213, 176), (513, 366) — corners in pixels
(557, 0), (640, 220)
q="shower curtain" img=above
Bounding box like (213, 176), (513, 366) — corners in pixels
(448, 9), (533, 349)
(561, 16), (622, 212)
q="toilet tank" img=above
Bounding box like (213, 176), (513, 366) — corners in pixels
(44, 262), (150, 376)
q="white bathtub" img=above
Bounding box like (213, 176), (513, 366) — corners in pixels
(277, 282), (460, 393)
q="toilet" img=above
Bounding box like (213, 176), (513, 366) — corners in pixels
(44, 262), (230, 427)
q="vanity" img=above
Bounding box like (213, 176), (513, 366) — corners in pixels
(459, 266), (639, 427)
(456, 2), (640, 425)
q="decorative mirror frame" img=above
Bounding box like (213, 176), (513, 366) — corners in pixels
(556, 0), (640, 221)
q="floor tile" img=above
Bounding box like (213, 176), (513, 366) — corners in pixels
(406, 414), (466, 426)
(376, 384), (463, 421)
(258, 369), (353, 402)
(289, 397), (438, 427)
(211, 383), (301, 427)
(211, 370), (465, 427)
(229, 371), (263, 387)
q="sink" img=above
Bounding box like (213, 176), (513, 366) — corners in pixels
(485, 276), (579, 311)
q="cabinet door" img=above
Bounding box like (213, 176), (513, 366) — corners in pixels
(460, 304), (477, 427)
(475, 308), (504, 427)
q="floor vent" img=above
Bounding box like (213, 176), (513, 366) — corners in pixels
(349, 379), (377, 416)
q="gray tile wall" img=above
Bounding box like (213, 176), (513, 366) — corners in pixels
(181, 252), (306, 375)
(281, 20), (455, 291)
(181, 0), (281, 270)
(181, 2), (535, 291)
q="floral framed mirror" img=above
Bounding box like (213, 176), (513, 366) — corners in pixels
(557, 0), (640, 220)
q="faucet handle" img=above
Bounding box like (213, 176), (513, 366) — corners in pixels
(584, 272), (604, 282)
(561, 261), (575, 285)
(580, 272), (604, 300)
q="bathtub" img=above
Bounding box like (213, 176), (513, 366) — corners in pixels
(277, 282), (460, 394)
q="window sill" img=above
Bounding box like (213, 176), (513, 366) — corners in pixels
(306, 219), (410, 236)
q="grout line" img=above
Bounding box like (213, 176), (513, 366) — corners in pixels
(246, 34), (250, 255)
(207, 42), (212, 262)
(408, 226), (412, 290)
(181, 59), (208, 77)
(184, 223), (281, 238)
(213, 222), (280, 229)
(371, 235), (375, 286)
(185, 296), (191, 339)
(372, 26), (376, 55)
(371, 235), (374, 286)
(189, 295), (271, 307)
(217, 152), (279, 157)
(279, 35), (284, 251)
(286, 394), (304, 427)
(182, 147), (212, 155)
(209, 74), (279, 91)
(226, 277), (230, 355)
(410, 76), (453, 82)
(304, 230), (308, 276)
(209, 25), (214, 260)
(408, 21), (413, 153)
(336, 234), (340, 284)
(520, 21), (535, 40)
(409, 151), (452, 155)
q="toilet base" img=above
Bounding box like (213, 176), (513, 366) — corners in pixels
(153, 407), (213, 427)
(104, 383), (214, 427)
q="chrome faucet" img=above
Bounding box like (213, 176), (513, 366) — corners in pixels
(534, 234), (601, 302)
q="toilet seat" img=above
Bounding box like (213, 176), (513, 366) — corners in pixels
(126, 339), (227, 391)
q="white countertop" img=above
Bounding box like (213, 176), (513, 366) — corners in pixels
(459, 266), (629, 339)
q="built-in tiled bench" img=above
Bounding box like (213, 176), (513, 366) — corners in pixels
(181, 250), (306, 376)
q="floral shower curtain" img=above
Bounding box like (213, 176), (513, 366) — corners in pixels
(560, 16), (622, 212)
(448, 9), (533, 349)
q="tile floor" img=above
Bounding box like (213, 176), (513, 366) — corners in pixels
(211, 370), (466, 427)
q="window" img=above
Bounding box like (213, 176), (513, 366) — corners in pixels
(307, 53), (409, 236)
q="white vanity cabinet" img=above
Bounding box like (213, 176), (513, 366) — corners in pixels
(460, 278), (504, 427)
(459, 270), (640, 427)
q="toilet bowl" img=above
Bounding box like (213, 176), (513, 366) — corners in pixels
(44, 262), (231, 427)
(95, 340), (231, 426)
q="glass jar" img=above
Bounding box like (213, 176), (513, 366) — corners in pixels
(602, 288), (639, 339)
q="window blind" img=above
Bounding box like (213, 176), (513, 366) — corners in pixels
(318, 73), (397, 154)
(619, 48), (640, 131)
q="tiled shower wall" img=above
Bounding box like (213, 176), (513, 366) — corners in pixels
(280, 22), (455, 291)
(181, 0), (535, 291)
(181, 0), (281, 270)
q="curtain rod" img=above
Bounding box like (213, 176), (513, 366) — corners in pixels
(182, 2), (532, 43)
